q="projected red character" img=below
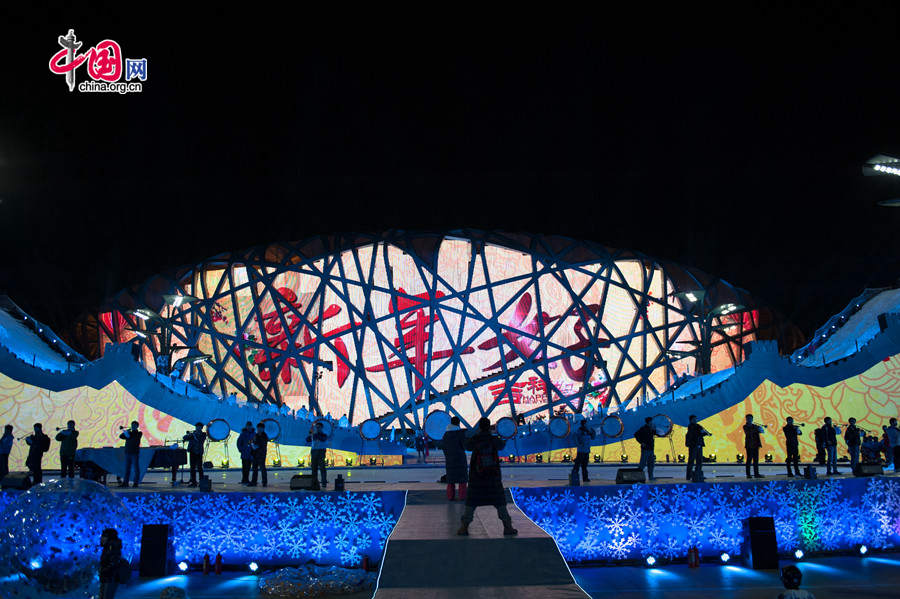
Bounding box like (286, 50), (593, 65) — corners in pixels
(488, 375), (547, 405)
(365, 288), (474, 392)
(250, 288), (351, 387)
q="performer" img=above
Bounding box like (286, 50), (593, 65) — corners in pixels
(782, 417), (802, 477)
(813, 425), (826, 465)
(441, 416), (468, 501)
(571, 420), (596, 483)
(685, 414), (709, 481)
(457, 417), (517, 537)
(886, 417), (900, 471)
(0, 424), (13, 480)
(862, 434), (882, 464)
(634, 416), (656, 481)
(55, 420), (79, 479)
(822, 417), (841, 475)
(306, 421), (328, 490)
(236, 421), (254, 485)
(182, 422), (207, 487)
(25, 423), (51, 484)
(118, 421), (143, 488)
(743, 415), (764, 479)
(248, 422), (268, 487)
(844, 417), (862, 473)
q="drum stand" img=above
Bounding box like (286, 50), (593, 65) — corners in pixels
(166, 438), (188, 487)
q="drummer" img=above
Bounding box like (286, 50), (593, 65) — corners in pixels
(306, 421), (329, 490)
(634, 417), (656, 481)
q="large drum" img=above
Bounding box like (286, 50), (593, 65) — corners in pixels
(424, 410), (451, 440)
(600, 415), (624, 438)
(651, 413), (673, 437)
(313, 418), (334, 439)
(359, 418), (382, 441)
(206, 418), (231, 442)
(261, 418), (281, 442)
(549, 416), (570, 439)
(495, 416), (517, 440)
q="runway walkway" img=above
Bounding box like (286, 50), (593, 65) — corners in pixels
(373, 489), (588, 598)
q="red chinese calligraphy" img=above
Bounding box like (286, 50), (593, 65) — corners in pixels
(365, 288), (474, 392)
(87, 40), (122, 82)
(478, 293), (548, 371)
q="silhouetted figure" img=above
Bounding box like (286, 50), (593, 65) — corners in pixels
(634, 417), (656, 481)
(306, 421), (328, 489)
(55, 420), (79, 478)
(183, 422), (207, 486)
(0, 425), (13, 480)
(119, 421), (143, 488)
(249, 423), (268, 487)
(822, 417), (841, 475)
(777, 564), (815, 599)
(813, 426), (825, 465)
(685, 415), (709, 480)
(782, 417), (802, 477)
(441, 416), (468, 501)
(571, 420), (596, 483)
(457, 418), (517, 536)
(99, 528), (123, 599)
(886, 418), (900, 471)
(25, 423), (50, 484)
(237, 422), (254, 485)
(743, 415), (763, 479)
(844, 418), (861, 472)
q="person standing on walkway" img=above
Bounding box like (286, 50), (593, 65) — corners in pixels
(306, 421), (328, 489)
(570, 420), (595, 483)
(634, 417), (656, 481)
(783, 417), (802, 477)
(249, 422), (268, 487)
(25, 423), (51, 485)
(415, 432), (427, 463)
(55, 420), (79, 478)
(119, 421), (142, 488)
(743, 415), (764, 479)
(457, 417), (517, 536)
(844, 418), (862, 473)
(236, 422), (254, 485)
(822, 417), (841, 475)
(0, 425), (14, 480)
(813, 426), (825, 465)
(441, 416), (468, 501)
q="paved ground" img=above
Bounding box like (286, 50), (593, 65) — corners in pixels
(108, 461), (882, 493)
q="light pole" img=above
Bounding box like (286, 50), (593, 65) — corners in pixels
(669, 290), (744, 375)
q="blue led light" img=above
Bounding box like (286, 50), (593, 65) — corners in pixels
(249, 562), (259, 572)
(645, 556), (656, 566)
(720, 552), (730, 563)
(794, 549), (804, 559)
(177, 561), (188, 572)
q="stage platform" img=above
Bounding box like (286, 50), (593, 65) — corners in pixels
(94, 461), (889, 493)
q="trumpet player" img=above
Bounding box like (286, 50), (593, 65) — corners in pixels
(685, 415), (710, 481)
(844, 418), (861, 473)
(0, 424), (13, 480)
(55, 420), (79, 479)
(118, 421), (143, 488)
(182, 422), (207, 487)
(782, 417), (802, 477)
(743, 415), (764, 479)
(822, 416), (842, 475)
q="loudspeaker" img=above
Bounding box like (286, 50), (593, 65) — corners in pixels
(804, 466), (817, 479)
(742, 517), (778, 570)
(0, 473), (32, 490)
(615, 468), (646, 484)
(139, 524), (174, 577)
(199, 475), (212, 492)
(855, 463), (884, 476)
(290, 474), (318, 490)
(202, 461), (214, 469)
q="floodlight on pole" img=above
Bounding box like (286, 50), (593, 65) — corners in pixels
(162, 294), (200, 307)
(675, 290), (706, 305)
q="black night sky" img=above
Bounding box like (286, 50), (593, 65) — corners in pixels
(2, 6), (900, 345)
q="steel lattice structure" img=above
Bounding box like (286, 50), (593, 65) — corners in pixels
(77, 231), (773, 429)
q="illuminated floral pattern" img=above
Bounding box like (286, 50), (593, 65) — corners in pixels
(512, 477), (900, 563)
(0, 490), (403, 568)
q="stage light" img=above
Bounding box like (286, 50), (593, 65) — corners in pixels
(178, 561), (188, 572)
(736, 453), (744, 463)
(249, 561), (259, 572)
(620, 454), (628, 463)
(29, 558), (41, 569)
(645, 555), (657, 566)
(720, 552), (730, 563)
(369, 457), (377, 466)
(794, 549), (804, 560)
(593, 454), (602, 463)
(345, 458), (353, 467)
(220, 459), (229, 468)
(765, 453), (774, 463)
(677, 454), (685, 463)
(563, 453), (572, 462)
(297, 458), (306, 467)
(858, 544), (868, 555)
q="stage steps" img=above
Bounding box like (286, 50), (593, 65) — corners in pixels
(374, 490), (588, 598)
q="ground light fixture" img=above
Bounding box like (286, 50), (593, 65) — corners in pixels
(249, 561), (259, 572)
(177, 561), (188, 572)
(858, 544), (868, 556)
(719, 552), (730, 563)
(794, 549), (804, 560)
(645, 555), (657, 566)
